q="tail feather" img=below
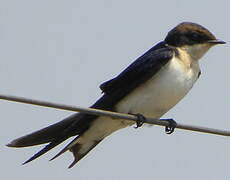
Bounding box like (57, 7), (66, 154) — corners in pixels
(7, 112), (99, 167)
(68, 139), (102, 168)
(22, 137), (69, 165)
(7, 114), (78, 147)
(50, 136), (79, 161)
(49, 137), (103, 168)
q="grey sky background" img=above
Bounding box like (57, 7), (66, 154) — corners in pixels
(1, 0), (230, 179)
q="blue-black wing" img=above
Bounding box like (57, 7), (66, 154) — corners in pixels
(96, 41), (175, 109)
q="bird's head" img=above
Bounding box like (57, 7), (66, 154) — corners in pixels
(165, 22), (225, 60)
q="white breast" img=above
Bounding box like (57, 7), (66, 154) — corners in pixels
(116, 55), (200, 119)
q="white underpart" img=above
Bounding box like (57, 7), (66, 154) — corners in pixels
(78, 44), (213, 155)
(182, 43), (212, 61)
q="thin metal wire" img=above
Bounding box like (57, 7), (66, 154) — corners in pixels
(1, 94), (230, 137)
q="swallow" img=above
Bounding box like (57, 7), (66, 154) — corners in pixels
(7, 22), (225, 168)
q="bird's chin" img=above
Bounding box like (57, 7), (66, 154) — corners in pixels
(181, 44), (212, 61)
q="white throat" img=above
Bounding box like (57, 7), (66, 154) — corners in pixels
(181, 43), (213, 61)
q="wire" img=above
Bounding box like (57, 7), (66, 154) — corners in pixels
(0, 94), (230, 137)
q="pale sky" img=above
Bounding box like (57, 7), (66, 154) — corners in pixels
(1, 1), (230, 179)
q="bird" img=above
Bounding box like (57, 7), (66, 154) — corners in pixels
(7, 22), (225, 168)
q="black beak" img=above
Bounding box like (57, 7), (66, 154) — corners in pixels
(207, 39), (226, 44)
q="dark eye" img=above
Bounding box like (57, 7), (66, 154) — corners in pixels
(190, 33), (199, 40)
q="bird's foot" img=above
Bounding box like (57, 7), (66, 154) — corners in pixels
(163, 119), (177, 134)
(130, 113), (146, 128)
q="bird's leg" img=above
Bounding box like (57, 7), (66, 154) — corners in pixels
(129, 113), (146, 128)
(161, 118), (177, 134)
(130, 113), (177, 133)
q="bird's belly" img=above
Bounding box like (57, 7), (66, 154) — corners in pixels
(79, 59), (199, 144)
(116, 59), (199, 119)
